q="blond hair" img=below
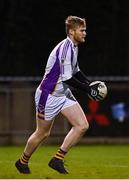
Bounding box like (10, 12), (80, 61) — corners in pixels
(65, 15), (86, 34)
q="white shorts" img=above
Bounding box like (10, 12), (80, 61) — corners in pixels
(35, 88), (77, 121)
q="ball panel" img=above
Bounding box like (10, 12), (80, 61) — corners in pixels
(89, 81), (108, 101)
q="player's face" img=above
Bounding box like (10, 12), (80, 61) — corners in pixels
(73, 25), (87, 44)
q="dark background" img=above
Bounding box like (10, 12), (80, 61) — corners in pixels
(1, 0), (129, 76)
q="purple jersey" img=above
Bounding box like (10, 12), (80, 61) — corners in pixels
(40, 37), (80, 96)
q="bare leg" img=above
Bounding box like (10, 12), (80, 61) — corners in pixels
(15, 117), (54, 174)
(48, 103), (89, 174)
(60, 103), (89, 152)
(24, 117), (54, 157)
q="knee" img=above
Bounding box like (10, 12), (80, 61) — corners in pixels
(36, 130), (50, 141)
(85, 121), (89, 130)
(43, 131), (51, 139)
(78, 121), (89, 134)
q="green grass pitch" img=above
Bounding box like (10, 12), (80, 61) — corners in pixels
(0, 144), (129, 179)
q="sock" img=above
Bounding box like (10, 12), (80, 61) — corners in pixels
(20, 152), (30, 165)
(54, 148), (67, 160)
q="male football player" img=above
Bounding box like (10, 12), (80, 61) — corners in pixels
(15, 15), (103, 174)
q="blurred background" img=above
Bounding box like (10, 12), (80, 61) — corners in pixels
(0, 0), (129, 145)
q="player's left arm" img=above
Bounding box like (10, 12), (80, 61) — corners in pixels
(73, 70), (91, 85)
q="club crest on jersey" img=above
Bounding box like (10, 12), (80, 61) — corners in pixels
(61, 59), (64, 64)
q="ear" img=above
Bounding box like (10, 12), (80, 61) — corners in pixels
(69, 29), (74, 36)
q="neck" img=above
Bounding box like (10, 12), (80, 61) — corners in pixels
(68, 35), (78, 46)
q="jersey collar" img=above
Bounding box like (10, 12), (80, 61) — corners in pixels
(67, 36), (77, 49)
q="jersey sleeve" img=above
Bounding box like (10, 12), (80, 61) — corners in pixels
(73, 62), (80, 75)
(60, 59), (72, 81)
(59, 43), (73, 81)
